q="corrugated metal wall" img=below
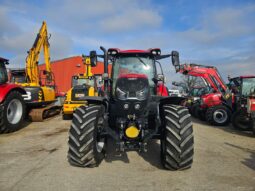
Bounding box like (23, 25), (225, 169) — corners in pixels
(39, 56), (111, 93)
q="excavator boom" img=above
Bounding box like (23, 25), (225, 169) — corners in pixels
(26, 21), (51, 85)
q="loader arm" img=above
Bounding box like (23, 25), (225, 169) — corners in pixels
(174, 63), (227, 93)
(83, 56), (93, 78)
(25, 21), (51, 86)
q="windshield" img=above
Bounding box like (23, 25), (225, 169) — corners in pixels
(112, 56), (155, 92)
(72, 77), (95, 87)
(242, 78), (255, 96)
(11, 75), (26, 83)
(0, 64), (8, 84)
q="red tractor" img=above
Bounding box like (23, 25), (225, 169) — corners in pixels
(228, 76), (255, 135)
(67, 48), (194, 170)
(0, 57), (27, 133)
(173, 63), (232, 126)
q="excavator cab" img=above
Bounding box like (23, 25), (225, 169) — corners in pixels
(10, 69), (27, 84)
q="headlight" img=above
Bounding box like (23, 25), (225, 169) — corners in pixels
(116, 87), (127, 100)
(136, 88), (148, 100)
(134, 103), (140, 110)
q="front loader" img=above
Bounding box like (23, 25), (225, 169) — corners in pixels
(67, 47), (194, 170)
(173, 63), (232, 126)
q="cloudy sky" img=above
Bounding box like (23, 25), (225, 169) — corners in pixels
(0, 0), (254, 86)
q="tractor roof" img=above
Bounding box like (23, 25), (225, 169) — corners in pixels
(230, 75), (255, 80)
(108, 48), (161, 55)
(240, 75), (255, 79)
(0, 57), (9, 64)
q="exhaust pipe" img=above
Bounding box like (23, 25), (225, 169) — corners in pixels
(100, 46), (108, 74)
(100, 46), (109, 93)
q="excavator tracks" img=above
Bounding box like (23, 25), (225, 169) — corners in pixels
(29, 103), (62, 122)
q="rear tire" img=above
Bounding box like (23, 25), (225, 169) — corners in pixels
(67, 105), (106, 167)
(161, 105), (194, 170)
(190, 103), (199, 118)
(232, 110), (251, 131)
(0, 91), (25, 134)
(206, 105), (230, 126)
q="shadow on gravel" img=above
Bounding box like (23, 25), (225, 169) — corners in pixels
(104, 138), (164, 169)
(1, 120), (31, 137)
(192, 117), (255, 138)
(139, 139), (164, 169)
(225, 142), (255, 171)
(105, 138), (130, 164)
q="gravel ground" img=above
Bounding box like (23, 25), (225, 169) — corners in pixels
(0, 116), (254, 191)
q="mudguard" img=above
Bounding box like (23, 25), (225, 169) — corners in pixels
(159, 96), (186, 106)
(81, 96), (109, 110)
(0, 83), (26, 103)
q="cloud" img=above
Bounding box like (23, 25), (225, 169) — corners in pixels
(99, 9), (162, 33)
(179, 5), (255, 45)
(0, 0), (254, 86)
(8, 0), (163, 36)
(0, 4), (74, 68)
(0, 6), (21, 36)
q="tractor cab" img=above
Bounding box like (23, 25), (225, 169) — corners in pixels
(109, 49), (168, 98)
(230, 76), (255, 112)
(0, 57), (9, 85)
(242, 77), (255, 116)
(241, 77), (255, 98)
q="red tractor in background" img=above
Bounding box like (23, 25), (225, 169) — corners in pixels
(0, 57), (27, 133)
(228, 76), (255, 135)
(173, 63), (232, 126)
(172, 81), (210, 117)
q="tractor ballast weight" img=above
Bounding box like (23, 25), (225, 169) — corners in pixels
(67, 47), (194, 170)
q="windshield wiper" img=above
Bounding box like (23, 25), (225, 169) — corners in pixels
(136, 56), (147, 66)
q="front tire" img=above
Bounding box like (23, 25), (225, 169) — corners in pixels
(252, 119), (255, 136)
(67, 105), (106, 167)
(161, 105), (194, 170)
(0, 91), (26, 134)
(62, 113), (72, 120)
(206, 105), (230, 126)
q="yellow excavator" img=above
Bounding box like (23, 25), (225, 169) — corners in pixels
(13, 21), (61, 121)
(62, 55), (102, 119)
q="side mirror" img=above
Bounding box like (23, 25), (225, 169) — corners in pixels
(171, 51), (180, 72)
(90, 50), (97, 67)
(153, 74), (164, 83)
